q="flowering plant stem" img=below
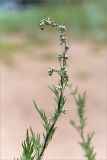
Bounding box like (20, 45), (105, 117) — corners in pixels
(35, 17), (69, 160)
(17, 18), (69, 160)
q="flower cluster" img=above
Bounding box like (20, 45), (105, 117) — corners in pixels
(40, 17), (69, 91)
(40, 17), (69, 53)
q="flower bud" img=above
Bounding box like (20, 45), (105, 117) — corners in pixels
(40, 22), (44, 30)
(60, 36), (66, 44)
(58, 53), (63, 60)
(61, 36), (66, 41)
(65, 45), (69, 51)
(48, 67), (55, 76)
(64, 54), (69, 59)
(59, 25), (67, 32)
(52, 22), (58, 27)
(55, 85), (62, 92)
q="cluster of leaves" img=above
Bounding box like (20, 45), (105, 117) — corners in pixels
(69, 84), (96, 160)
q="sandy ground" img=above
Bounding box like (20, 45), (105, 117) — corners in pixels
(1, 39), (107, 160)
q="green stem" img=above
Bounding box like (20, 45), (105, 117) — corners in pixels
(37, 47), (66, 160)
(37, 93), (63, 160)
(37, 18), (69, 160)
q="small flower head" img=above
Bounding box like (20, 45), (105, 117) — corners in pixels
(55, 85), (62, 93)
(48, 67), (55, 76)
(64, 54), (69, 60)
(65, 45), (69, 52)
(40, 21), (45, 30)
(59, 25), (67, 32)
(58, 53), (63, 60)
(45, 17), (52, 25)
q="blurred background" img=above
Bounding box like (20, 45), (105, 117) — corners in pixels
(0, 0), (107, 159)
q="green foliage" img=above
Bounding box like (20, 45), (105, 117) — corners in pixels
(30, 128), (42, 160)
(20, 130), (35, 160)
(79, 132), (96, 160)
(0, 1), (107, 41)
(33, 100), (49, 132)
(70, 85), (96, 160)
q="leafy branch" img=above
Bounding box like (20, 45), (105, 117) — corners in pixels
(69, 84), (96, 160)
(16, 18), (69, 160)
(15, 18), (97, 160)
